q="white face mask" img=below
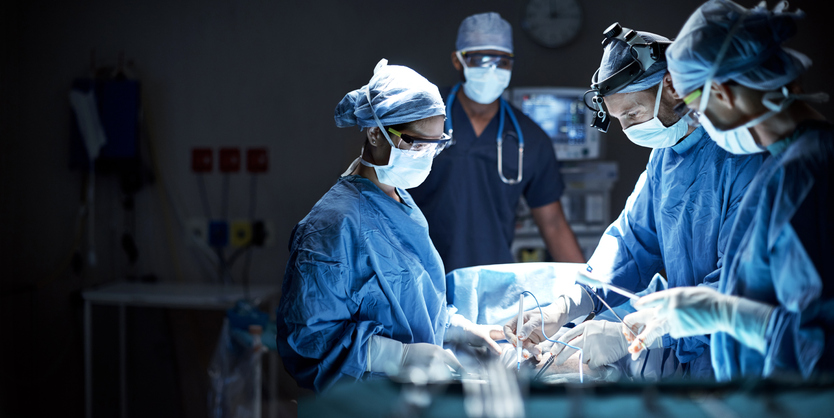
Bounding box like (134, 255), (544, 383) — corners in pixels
(698, 111), (765, 154)
(622, 82), (691, 149)
(360, 136), (434, 189)
(697, 77), (773, 155)
(459, 52), (511, 104)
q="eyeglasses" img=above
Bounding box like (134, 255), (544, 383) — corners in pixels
(387, 128), (452, 157)
(459, 52), (514, 69)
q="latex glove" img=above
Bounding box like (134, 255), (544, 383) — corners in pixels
(445, 314), (503, 355)
(548, 320), (629, 369)
(401, 343), (463, 376)
(629, 287), (774, 355)
(621, 308), (667, 359)
(503, 284), (594, 350)
(367, 335), (463, 381)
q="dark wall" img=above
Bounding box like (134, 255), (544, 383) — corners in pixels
(2, 0), (832, 416)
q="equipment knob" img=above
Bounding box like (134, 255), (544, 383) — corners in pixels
(603, 22), (622, 39)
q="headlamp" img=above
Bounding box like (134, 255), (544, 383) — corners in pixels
(584, 22), (672, 133)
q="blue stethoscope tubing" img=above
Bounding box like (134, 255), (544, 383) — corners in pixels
(446, 83), (525, 184)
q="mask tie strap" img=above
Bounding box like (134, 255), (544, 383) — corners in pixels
(364, 85), (397, 148)
(653, 81), (663, 119)
(762, 86), (830, 112)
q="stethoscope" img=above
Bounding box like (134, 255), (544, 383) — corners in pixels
(446, 83), (525, 185)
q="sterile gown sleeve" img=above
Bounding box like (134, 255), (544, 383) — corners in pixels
(277, 225), (382, 392)
(586, 165), (662, 308)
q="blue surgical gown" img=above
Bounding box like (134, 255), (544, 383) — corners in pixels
(713, 120), (834, 380)
(585, 127), (765, 378)
(275, 175), (449, 392)
(409, 89), (564, 273)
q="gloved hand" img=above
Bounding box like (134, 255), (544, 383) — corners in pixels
(621, 307), (667, 359)
(627, 286), (774, 355)
(367, 335), (463, 380)
(445, 314), (503, 355)
(502, 285), (594, 350)
(401, 343), (463, 376)
(547, 320), (629, 369)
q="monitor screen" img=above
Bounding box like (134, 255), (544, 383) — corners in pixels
(509, 87), (600, 160)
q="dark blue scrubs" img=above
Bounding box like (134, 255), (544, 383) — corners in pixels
(409, 88), (564, 274)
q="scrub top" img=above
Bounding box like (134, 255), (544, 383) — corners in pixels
(584, 127), (765, 378)
(713, 120), (834, 381)
(276, 175), (449, 392)
(409, 88), (564, 274)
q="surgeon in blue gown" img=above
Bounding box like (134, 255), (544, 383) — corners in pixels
(506, 25), (764, 380)
(276, 59), (502, 392)
(625, 0), (834, 381)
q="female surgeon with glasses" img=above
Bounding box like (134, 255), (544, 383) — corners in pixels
(275, 59), (503, 392)
(624, 0), (833, 382)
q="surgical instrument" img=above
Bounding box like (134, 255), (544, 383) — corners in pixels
(574, 267), (647, 350)
(574, 268), (640, 301)
(520, 290), (584, 383)
(516, 294), (524, 372)
(534, 354), (555, 382)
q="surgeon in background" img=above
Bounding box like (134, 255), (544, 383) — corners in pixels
(624, 0), (833, 381)
(410, 12), (584, 274)
(276, 59), (502, 392)
(506, 24), (764, 380)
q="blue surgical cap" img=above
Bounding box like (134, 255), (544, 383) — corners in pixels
(598, 31), (670, 94)
(667, 0), (810, 95)
(456, 12), (513, 53)
(334, 59), (445, 129)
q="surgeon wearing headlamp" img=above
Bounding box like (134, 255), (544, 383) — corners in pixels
(624, 0), (834, 381)
(506, 23), (764, 380)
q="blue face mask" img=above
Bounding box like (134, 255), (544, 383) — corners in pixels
(622, 82), (691, 149)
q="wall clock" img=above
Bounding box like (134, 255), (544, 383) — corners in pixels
(522, 0), (583, 48)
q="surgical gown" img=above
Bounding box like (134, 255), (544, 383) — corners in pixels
(276, 175), (449, 392)
(714, 120), (834, 380)
(584, 127), (765, 378)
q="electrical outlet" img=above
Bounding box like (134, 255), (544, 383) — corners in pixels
(251, 220), (276, 247)
(247, 148), (268, 173)
(262, 220), (276, 247)
(230, 219), (252, 247)
(192, 148), (213, 173)
(219, 147), (241, 173)
(208, 220), (229, 247)
(186, 218), (208, 245)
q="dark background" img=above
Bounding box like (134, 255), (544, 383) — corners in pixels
(2, 0), (832, 416)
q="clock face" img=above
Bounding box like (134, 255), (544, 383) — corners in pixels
(523, 0), (583, 48)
